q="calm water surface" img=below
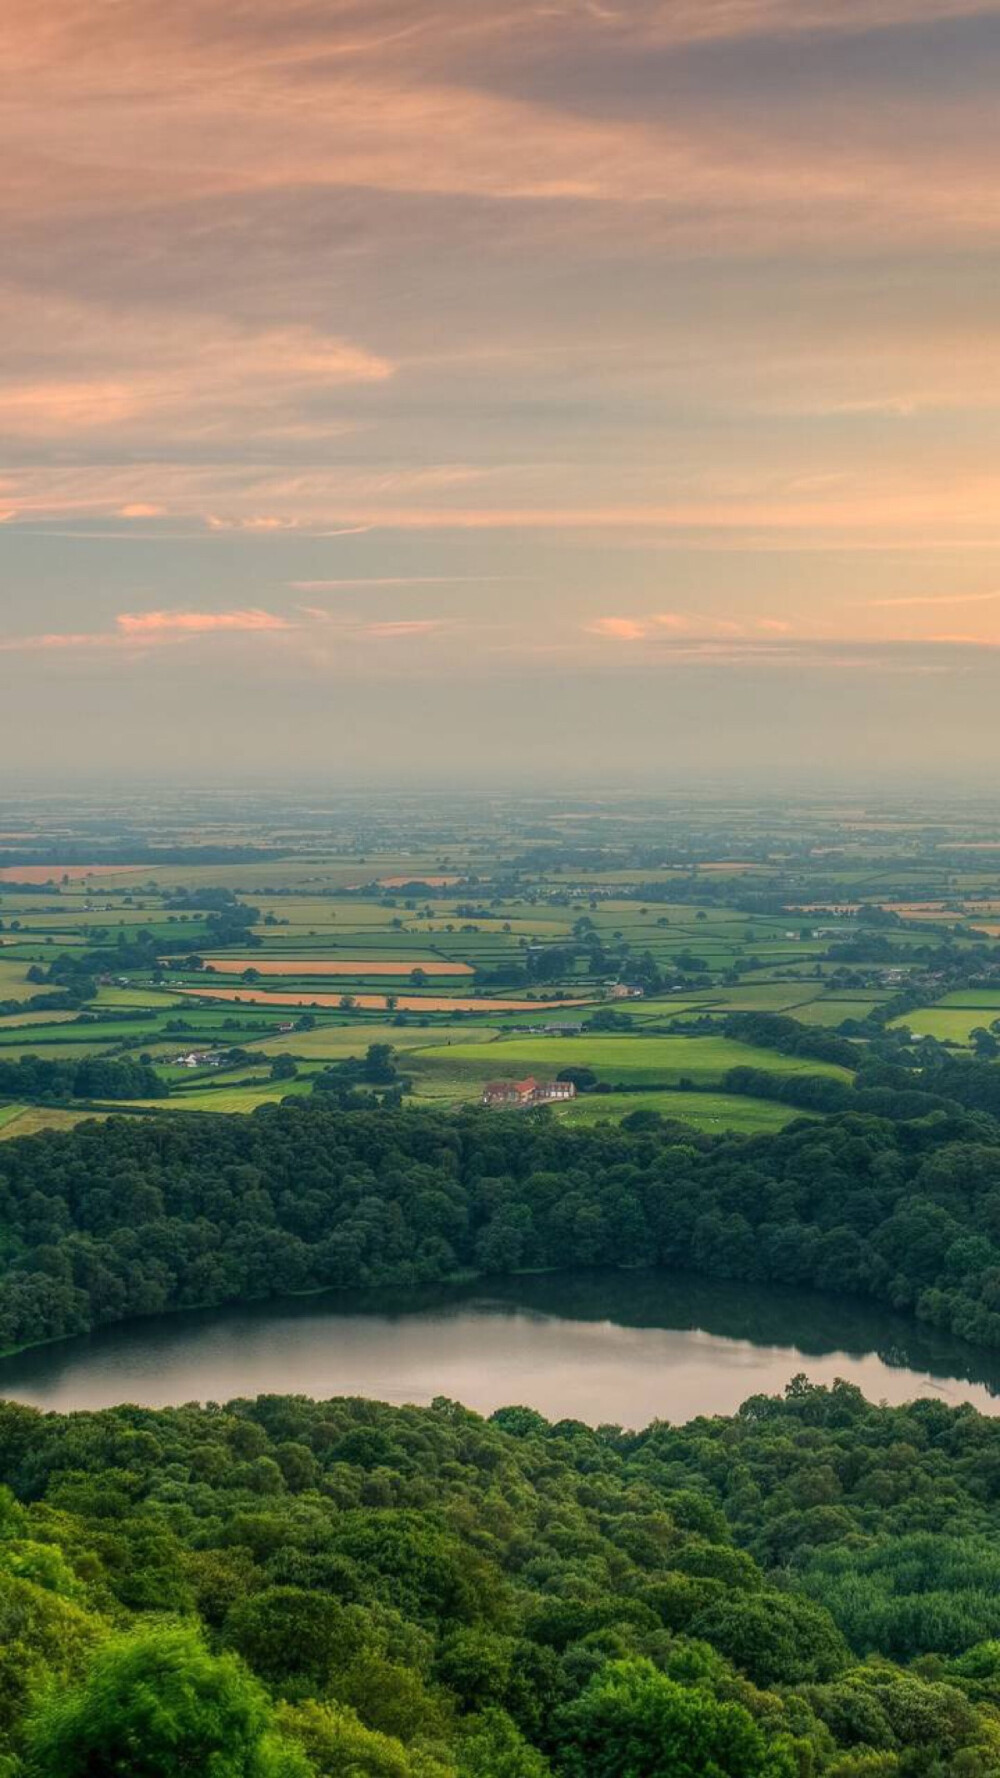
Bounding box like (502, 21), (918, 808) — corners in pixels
(1, 1273), (999, 1424)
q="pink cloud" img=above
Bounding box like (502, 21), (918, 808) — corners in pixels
(206, 516), (300, 533)
(0, 631), (115, 653)
(0, 608), (293, 653)
(5, 458), (1000, 548)
(589, 612), (798, 643)
(0, 305), (392, 444)
(862, 590), (1000, 608)
(0, 605), (459, 659)
(116, 609), (290, 637)
(364, 619), (443, 638)
(586, 617), (648, 641)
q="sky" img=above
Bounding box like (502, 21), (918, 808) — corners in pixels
(2, 0), (1000, 786)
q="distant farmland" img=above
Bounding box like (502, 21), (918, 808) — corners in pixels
(178, 987), (591, 1014)
(202, 957), (474, 976)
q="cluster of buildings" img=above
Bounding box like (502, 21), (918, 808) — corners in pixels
(481, 1076), (576, 1108)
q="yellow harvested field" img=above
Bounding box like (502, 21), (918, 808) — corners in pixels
(203, 958), (473, 977)
(0, 1105), (96, 1140)
(0, 1009), (78, 1030)
(0, 962), (44, 1003)
(880, 904), (960, 922)
(179, 987), (590, 1014)
(0, 864), (143, 882)
(375, 874), (460, 887)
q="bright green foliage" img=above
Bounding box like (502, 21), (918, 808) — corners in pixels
(555, 1659), (798, 1778)
(276, 1699), (444, 1778)
(0, 1574), (97, 1749)
(0, 1386), (994, 1775)
(456, 1708), (550, 1776)
(23, 1625), (312, 1778)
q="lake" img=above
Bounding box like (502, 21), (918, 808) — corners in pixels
(1, 1272), (999, 1424)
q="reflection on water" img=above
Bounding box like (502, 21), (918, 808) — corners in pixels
(0, 1271), (998, 1425)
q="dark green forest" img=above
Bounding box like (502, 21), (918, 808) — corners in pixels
(3, 1099), (1000, 1357)
(3, 1381), (1000, 1774)
(0, 1056), (165, 1105)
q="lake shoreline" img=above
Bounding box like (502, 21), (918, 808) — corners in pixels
(2, 1267), (999, 1424)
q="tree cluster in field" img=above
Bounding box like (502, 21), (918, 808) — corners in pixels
(0, 1054), (166, 1106)
(23, 955), (98, 1008)
(311, 1044), (409, 1107)
(4, 1098), (1000, 1359)
(720, 1014), (860, 1070)
(2, 1380), (1000, 1773)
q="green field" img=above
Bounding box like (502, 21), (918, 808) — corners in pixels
(553, 1090), (806, 1133)
(891, 1006), (1000, 1044)
(933, 991), (1000, 1010)
(92, 986), (189, 1009)
(406, 1033), (852, 1101)
(0, 961), (40, 1003)
(157, 1079), (316, 1113)
(252, 1022), (500, 1061)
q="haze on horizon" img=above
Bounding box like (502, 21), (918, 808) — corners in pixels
(2, 0), (1000, 785)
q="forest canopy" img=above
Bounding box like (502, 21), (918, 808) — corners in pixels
(0, 1381), (999, 1775)
(3, 1099), (1000, 1357)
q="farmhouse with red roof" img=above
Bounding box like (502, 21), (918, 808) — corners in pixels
(481, 1077), (576, 1108)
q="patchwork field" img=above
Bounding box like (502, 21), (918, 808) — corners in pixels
(3, 793), (1000, 1143)
(405, 1033), (851, 1102)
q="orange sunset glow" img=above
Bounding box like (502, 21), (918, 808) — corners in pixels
(3, 0), (1000, 781)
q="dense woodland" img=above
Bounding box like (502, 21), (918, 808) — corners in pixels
(0, 1057), (165, 1105)
(3, 1098), (1000, 1360)
(1, 1382), (1000, 1773)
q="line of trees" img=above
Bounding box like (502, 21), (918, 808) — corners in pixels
(0, 1054), (165, 1105)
